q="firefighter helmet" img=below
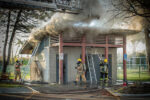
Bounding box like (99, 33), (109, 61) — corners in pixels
(15, 58), (18, 62)
(104, 59), (108, 63)
(77, 58), (82, 62)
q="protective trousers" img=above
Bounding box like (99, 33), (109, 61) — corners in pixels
(76, 71), (86, 83)
(15, 70), (21, 81)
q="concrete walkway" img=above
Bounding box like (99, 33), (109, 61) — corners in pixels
(0, 83), (99, 94)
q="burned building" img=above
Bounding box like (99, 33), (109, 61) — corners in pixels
(20, 28), (139, 85)
(20, 0), (143, 85)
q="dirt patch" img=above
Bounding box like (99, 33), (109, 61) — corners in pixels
(100, 89), (113, 96)
(112, 83), (150, 94)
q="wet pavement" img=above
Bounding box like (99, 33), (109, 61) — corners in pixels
(0, 90), (117, 100)
(0, 82), (117, 100)
(1, 82), (150, 100)
(0, 87), (150, 100)
(1, 92), (150, 100)
(0, 87), (32, 93)
(29, 83), (99, 93)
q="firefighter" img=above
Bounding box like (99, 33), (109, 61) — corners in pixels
(75, 58), (86, 84)
(100, 59), (108, 82)
(14, 59), (22, 82)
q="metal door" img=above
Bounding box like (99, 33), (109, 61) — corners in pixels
(56, 54), (68, 84)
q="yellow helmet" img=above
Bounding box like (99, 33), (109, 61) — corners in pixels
(77, 58), (82, 62)
(15, 58), (18, 62)
(104, 59), (108, 63)
(15, 57), (20, 62)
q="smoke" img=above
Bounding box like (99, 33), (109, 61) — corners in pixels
(28, 0), (143, 43)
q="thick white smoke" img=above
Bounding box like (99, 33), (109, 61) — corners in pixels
(28, 0), (143, 43)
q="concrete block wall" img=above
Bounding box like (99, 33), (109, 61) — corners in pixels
(49, 47), (82, 83)
(63, 47), (81, 83)
(30, 37), (50, 82)
(111, 48), (117, 84)
(49, 46), (117, 84)
(49, 47), (58, 83)
(30, 36), (117, 84)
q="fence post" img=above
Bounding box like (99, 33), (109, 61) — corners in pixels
(139, 65), (141, 79)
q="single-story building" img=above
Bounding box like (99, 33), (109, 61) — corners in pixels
(20, 28), (140, 85)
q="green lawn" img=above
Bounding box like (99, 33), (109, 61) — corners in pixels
(0, 83), (23, 87)
(117, 69), (150, 81)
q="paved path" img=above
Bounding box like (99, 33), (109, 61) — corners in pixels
(0, 89), (150, 100)
(0, 89), (117, 100)
(1, 83), (150, 100)
(1, 92), (150, 100)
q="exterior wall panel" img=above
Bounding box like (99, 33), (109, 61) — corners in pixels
(30, 37), (50, 82)
(49, 47), (58, 83)
(64, 47), (81, 83)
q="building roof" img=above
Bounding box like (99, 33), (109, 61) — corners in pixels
(20, 27), (140, 54)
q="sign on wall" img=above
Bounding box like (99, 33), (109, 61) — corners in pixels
(124, 54), (127, 61)
(59, 53), (64, 60)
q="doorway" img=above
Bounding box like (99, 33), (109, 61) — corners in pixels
(85, 54), (112, 84)
(56, 54), (68, 84)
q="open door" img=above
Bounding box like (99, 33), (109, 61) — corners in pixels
(85, 54), (112, 84)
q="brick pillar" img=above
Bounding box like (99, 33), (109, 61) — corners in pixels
(59, 33), (63, 84)
(82, 35), (86, 64)
(105, 36), (109, 60)
(123, 35), (127, 86)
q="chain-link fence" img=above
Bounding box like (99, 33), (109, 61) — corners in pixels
(117, 57), (150, 81)
(0, 65), (30, 80)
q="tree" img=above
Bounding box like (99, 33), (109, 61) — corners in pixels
(2, 10), (11, 74)
(111, 0), (150, 71)
(0, 9), (53, 77)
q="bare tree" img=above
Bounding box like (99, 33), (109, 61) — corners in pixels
(111, 0), (150, 71)
(6, 10), (22, 70)
(0, 9), (53, 77)
(2, 10), (11, 74)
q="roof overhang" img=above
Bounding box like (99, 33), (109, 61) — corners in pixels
(19, 41), (35, 54)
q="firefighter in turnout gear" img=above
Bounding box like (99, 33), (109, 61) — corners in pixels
(14, 59), (22, 82)
(75, 58), (86, 84)
(100, 59), (108, 83)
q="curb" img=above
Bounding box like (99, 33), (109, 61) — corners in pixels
(105, 88), (150, 97)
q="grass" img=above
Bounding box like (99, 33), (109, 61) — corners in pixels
(8, 74), (30, 80)
(0, 72), (30, 80)
(0, 83), (23, 88)
(117, 69), (150, 81)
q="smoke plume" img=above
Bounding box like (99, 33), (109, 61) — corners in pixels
(28, 0), (143, 43)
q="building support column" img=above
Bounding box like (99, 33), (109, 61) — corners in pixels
(59, 33), (63, 84)
(82, 35), (86, 64)
(105, 36), (109, 60)
(123, 35), (127, 86)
